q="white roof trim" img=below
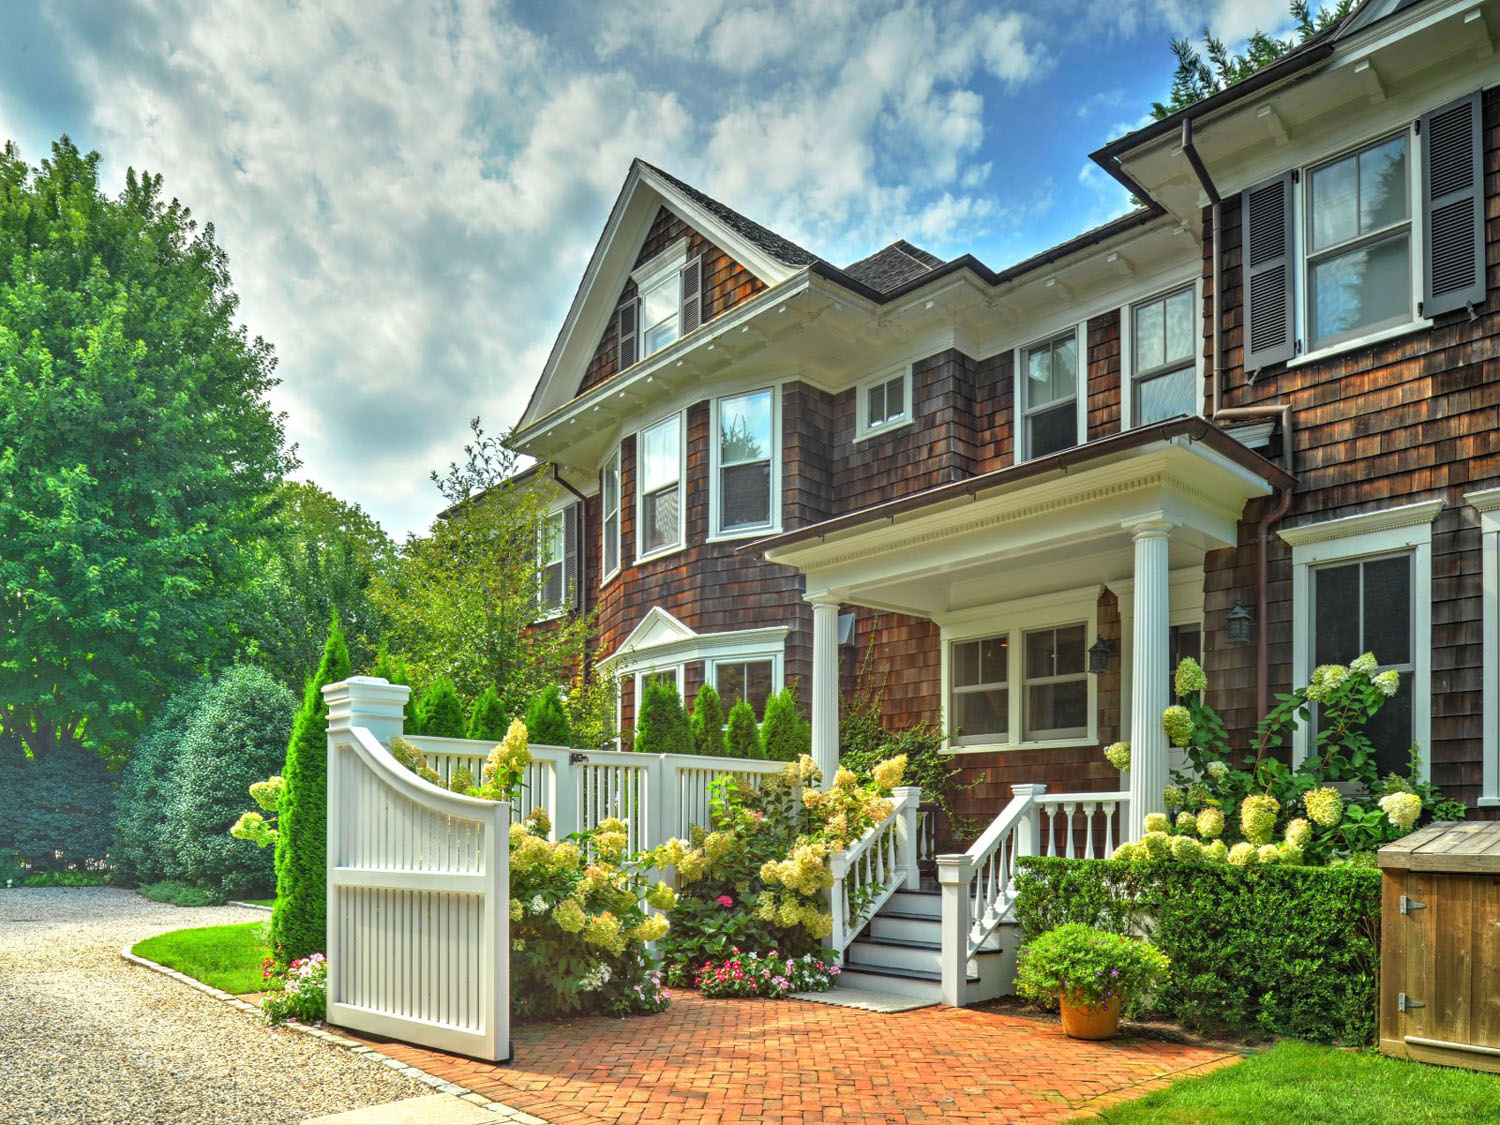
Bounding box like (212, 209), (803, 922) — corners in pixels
(603, 608), (789, 668)
(1278, 499), (1445, 547)
(1465, 486), (1500, 515)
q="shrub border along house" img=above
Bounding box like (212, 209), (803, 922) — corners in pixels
(1013, 855), (1381, 1045)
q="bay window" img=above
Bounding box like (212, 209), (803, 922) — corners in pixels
(712, 658), (776, 715)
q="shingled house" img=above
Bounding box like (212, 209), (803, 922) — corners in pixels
(509, 0), (1498, 851)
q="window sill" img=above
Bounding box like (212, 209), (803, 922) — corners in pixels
(706, 525), (780, 545)
(1289, 318), (1433, 368)
(532, 608), (571, 625)
(599, 566), (621, 591)
(635, 544), (687, 567)
(942, 736), (1097, 757)
(853, 417), (914, 444)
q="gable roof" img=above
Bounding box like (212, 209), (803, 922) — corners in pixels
(638, 161), (820, 269)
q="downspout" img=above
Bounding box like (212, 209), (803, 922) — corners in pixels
(1182, 118), (1296, 723)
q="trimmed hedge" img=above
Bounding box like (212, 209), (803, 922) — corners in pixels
(760, 688), (810, 763)
(113, 680), (210, 886)
(0, 731), (116, 872)
(690, 684), (726, 758)
(1013, 856), (1381, 1045)
(635, 676), (692, 756)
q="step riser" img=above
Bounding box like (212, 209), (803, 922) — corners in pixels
(868, 915), (942, 944)
(886, 890), (942, 919)
(835, 969), (942, 1002)
(847, 943), (942, 974)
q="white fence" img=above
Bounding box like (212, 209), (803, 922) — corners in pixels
(325, 681), (509, 1061)
(407, 735), (787, 849)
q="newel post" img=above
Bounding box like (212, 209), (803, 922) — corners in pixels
(892, 786), (922, 887)
(552, 752), (579, 842)
(1011, 783), (1047, 860)
(323, 675), (411, 745)
(936, 853), (973, 1007)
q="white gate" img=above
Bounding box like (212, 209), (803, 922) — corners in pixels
(325, 680), (509, 1062)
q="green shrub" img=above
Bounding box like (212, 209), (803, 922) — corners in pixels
(725, 699), (763, 760)
(0, 849), (27, 888)
(1013, 856), (1381, 1044)
(113, 680), (211, 886)
(760, 688), (810, 763)
(370, 643), (419, 730)
(138, 880), (228, 907)
(415, 677), (465, 738)
(23, 870), (110, 887)
(169, 665), (295, 899)
(634, 676), (692, 756)
(690, 683), (727, 758)
(467, 684), (507, 741)
(1015, 922), (1168, 1008)
(270, 614), (350, 960)
(0, 728), (117, 872)
(525, 683), (573, 746)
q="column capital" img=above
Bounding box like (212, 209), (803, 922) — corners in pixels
(1121, 514), (1177, 539)
(805, 591), (845, 609)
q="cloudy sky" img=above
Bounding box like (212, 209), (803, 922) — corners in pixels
(1, 0), (1302, 537)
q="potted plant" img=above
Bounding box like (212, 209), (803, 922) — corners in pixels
(1015, 922), (1169, 1040)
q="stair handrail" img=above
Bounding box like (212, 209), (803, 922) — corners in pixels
(827, 785), (922, 958)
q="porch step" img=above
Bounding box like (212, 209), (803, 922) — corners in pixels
(884, 887), (942, 919)
(836, 962), (952, 1002)
(847, 935), (942, 974)
(868, 911), (942, 944)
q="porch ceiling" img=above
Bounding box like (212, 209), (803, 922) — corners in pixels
(757, 424), (1285, 620)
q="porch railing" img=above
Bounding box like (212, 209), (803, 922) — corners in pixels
(936, 784), (1129, 1006)
(828, 786), (922, 957)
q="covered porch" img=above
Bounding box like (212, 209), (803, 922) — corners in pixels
(755, 418), (1294, 843)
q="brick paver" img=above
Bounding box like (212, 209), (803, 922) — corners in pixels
(339, 993), (1242, 1124)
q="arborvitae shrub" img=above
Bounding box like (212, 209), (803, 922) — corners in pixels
(270, 614), (350, 960)
(760, 688), (810, 763)
(113, 680), (210, 886)
(634, 677), (692, 756)
(725, 699), (763, 760)
(690, 684), (727, 758)
(169, 665), (295, 898)
(416, 677), (465, 738)
(525, 683), (573, 747)
(468, 684), (508, 742)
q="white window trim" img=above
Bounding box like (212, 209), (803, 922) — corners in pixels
(600, 445), (622, 588)
(634, 409), (687, 564)
(1012, 324), (1087, 465)
(1292, 123), (1426, 366)
(631, 662), (687, 720)
(938, 586), (1100, 755)
(631, 237), (691, 361)
(853, 364), (915, 442)
(1468, 487), (1500, 807)
(1119, 279), (1205, 433)
(534, 501), (572, 623)
(1283, 501), (1441, 779)
(708, 386), (781, 543)
(610, 624), (789, 737)
(705, 652), (785, 712)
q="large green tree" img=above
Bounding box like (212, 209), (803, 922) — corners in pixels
(0, 138), (291, 765)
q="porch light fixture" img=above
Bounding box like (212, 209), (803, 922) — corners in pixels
(1226, 601), (1255, 647)
(1087, 637), (1114, 675)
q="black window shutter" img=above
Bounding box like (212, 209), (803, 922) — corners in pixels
(617, 298), (638, 372)
(1421, 91), (1486, 318)
(563, 503), (580, 612)
(680, 255), (703, 335)
(1241, 171), (1296, 372)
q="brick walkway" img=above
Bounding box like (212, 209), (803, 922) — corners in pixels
(339, 994), (1242, 1124)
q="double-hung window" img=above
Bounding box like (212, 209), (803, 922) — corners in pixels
(1021, 332), (1078, 459)
(1022, 624), (1088, 741)
(1306, 133), (1412, 350)
(1131, 286), (1197, 424)
(601, 448), (621, 580)
(638, 414), (682, 558)
(715, 388), (775, 535)
(538, 509), (567, 616)
(713, 659), (776, 715)
(640, 269), (682, 357)
(951, 635), (1009, 746)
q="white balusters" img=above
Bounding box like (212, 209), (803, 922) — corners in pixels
(826, 788), (922, 958)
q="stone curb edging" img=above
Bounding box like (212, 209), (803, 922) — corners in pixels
(227, 900), (273, 912)
(120, 948), (549, 1125)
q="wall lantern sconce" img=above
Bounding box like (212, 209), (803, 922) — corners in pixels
(1226, 601), (1255, 647)
(1087, 637), (1115, 675)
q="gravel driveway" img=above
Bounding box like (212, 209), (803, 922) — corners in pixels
(0, 887), (428, 1125)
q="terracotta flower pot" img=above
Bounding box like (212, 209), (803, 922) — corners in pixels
(1059, 993), (1122, 1040)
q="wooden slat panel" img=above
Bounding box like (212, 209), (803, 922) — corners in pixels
(1433, 874), (1475, 1047)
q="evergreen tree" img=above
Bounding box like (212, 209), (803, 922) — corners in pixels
(270, 613), (350, 960)
(111, 679), (210, 886)
(760, 688), (811, 763)
(634, 677), (692, 756)
(416, 677), (465, 738)
(690, 683), (727, 758)
(369, 643), (419, 731)
(467, 684), (508, 742)
(524, 683), (573, 747)
(725, 699), (763, 761)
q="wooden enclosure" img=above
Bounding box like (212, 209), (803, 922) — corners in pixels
(1379, 822), (1500, 1072)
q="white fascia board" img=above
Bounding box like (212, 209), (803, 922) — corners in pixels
(1278, 499), (1444, 549)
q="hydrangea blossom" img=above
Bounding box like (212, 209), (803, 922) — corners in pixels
(1170, 835), (1203, 863)
(1162, 705), (1194, 747)
(1373, 669), (1400, 697)
(1351, 652), (1379, 676)
(1104, 741), (1132, 771)
(1174, 656), (1208, 697)
(1206, 760), (1229, 783)
(1306, 663), (1349, 702)
(1176, 811), (1197, 832)
(1203, 839), (1229, 863)
(1256, 843), (1282, 864)
(1140, 831), (1172, 860)
(1379, 791), (1422, 829)
(1144, 812), (1170, 834)
(1112, 842), (1139, 861)
(1162, 785), (1185, 809)
(1227, 841), (1257, 866)
(1195, 807), (1226, 840)
(1284, 817), (1313, 849)
(1240, 794), (1281, 845)
(1304, 787), (1344, 828)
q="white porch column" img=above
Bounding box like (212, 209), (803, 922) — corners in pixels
(808, 595), (841, 788)
(1124, 519), (1173, 842)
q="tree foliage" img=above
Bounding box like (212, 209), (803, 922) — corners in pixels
(0, 728), (115, 870)
(0, 137), (292, 765)
(525, 683), (573, 747)
(760, 688), (811, 763)
(634, 677), (692, 756)
(725, 699), (763, 760)
(270, 614), (350, 960)
(112, 679), (211, 886)
(415, 677), (465, 738)
(467, 684), (508, 742)
(1150, 1), (1353, 120)
(690, 683), (727, 758)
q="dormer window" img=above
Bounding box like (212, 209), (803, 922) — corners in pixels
(618, 238), (703, 371)
(641, 268), (683, 355)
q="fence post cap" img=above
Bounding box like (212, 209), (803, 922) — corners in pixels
(934, 853), (974, 882)
(1011, 783), (1049, 798)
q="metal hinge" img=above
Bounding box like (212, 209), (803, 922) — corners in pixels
(1400, 895), (1427, 915)
(1399, 992), (1426, 1012)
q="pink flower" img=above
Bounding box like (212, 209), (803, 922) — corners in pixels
(716, 895), (735, 908)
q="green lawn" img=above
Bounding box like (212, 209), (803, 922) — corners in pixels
(1085, 1040), (1500, 1124)
(132, 922), (272, 995)
(237, 897), (275, 907)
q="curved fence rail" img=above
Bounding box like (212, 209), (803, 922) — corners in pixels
(327, 723), (509, 1061)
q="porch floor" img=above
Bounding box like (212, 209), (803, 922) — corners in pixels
(337, 993), (1241, 1124)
